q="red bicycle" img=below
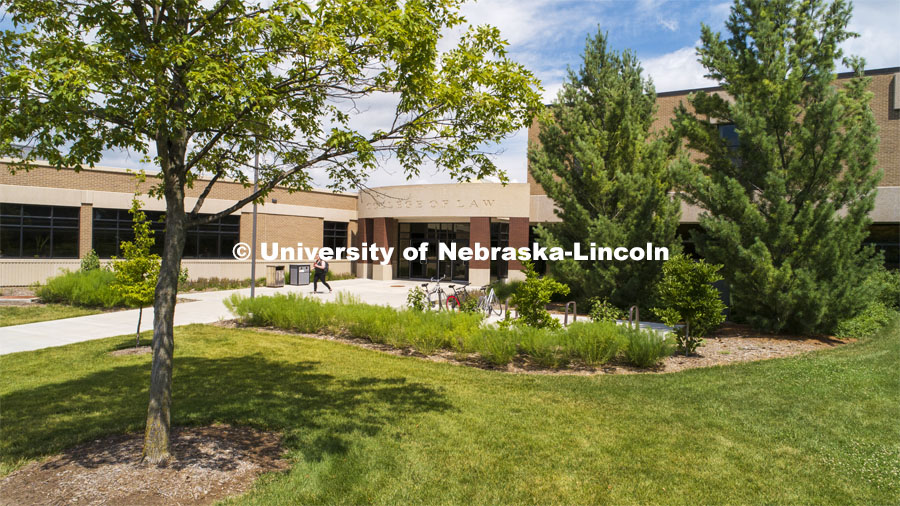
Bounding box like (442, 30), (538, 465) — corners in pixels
(444, 283), (471, 311)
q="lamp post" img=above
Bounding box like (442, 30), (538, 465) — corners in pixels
(250, 150), (259, 299)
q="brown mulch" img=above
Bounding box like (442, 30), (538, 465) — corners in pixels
(108, 346), (152, 357)
(215, 320), (849, 376)
(0, 425), (289, 506)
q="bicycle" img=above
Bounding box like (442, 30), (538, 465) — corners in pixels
(422, 275), (449, 311)
(445, 282), (471, 311)
(476, 285), (503, 317)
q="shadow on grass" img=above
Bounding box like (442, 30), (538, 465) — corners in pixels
(1, 354), (452, 470)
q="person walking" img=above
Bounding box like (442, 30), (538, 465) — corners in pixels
(312, 254), (332, 294)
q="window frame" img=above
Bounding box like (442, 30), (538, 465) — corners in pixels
(0, 203), (80, 258)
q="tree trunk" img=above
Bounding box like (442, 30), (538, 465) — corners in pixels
(135, 306), (143, 348)
(142, 141), (188, 465)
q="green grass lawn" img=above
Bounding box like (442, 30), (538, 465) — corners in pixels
(1, 321), (898, 504)
(0, 304), (105, 327)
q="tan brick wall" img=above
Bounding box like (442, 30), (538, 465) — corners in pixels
(239, 213), (323, 260)
(78, 204), (92, 258)
(650, 69), (899, 185)
(0, 164), (358, 211)
(528, 68), (900, 191)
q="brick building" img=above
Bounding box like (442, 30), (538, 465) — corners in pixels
(2, 68), (897, 286)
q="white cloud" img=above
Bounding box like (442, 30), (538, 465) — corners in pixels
(642, 44), (717, 92)
(657, 16), (678, 32)
(840, 0), (900, 70)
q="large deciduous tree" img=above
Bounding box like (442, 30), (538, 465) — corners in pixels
(528, 30), (682, 308)
(0, 0), (541, 463)
(672, 0), (881, 334)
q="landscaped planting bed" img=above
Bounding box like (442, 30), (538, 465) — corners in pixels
(226, 293), (679, 370)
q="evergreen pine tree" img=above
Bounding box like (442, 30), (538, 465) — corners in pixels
(672, 0), (882, 333)
(528, 30), (682, 308)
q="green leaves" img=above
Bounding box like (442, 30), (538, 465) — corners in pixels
(652, 254), (726, 354)
(510, 261), (570, 330)
(110, 197), (160, 309)
(1, 0), (541, 194)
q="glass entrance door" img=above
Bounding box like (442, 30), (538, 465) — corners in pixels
(397, 223), (469, 281)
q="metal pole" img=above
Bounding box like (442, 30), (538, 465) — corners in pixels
(250, 151), (259, 299)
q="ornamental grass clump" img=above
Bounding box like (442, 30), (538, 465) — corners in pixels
(517, 326), (568, 369)
(37, 268), (125, 308)
(621, 326), (675, 368)
(564, 321), (627, 366)
(470, 327), (518, 366)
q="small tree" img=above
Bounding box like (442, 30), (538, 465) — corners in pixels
(652, 254), (726, 355)
(511, 261), (570, 329)
(111, 198), (160, 348)
(79, 249), (101, 272)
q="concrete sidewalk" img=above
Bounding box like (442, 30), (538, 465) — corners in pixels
(0, 279), (420, 355)
(1, 278), (671, 355)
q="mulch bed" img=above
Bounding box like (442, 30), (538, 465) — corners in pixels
(109, 346), (152, 357)
(0, 425), (289, 506)
(215, 320), (849, 376)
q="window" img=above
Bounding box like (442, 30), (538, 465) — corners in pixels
(323, 221), (348, 250)
(0, 204), (80, 258)
(92, 208), (239, 258)
(717, 123), (740, 150)
(866, 224), (900, 270)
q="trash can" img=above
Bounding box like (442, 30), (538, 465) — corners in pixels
(266, 265), (285, 288)
(289, 264), (311, 286)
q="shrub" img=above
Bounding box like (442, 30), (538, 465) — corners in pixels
(622, 326), (675, 368)
(458, 293), (481, 314)
(835, 302), (899, 340)
(511, 261), (570, 329)
(407, 287), (427, 311)
(588, 297), (624, 323)
(564, 321), (626, 366)
(79, 249), (101, 272)
(37, 269), (127, 308)
(866, 267), (900, 310)
(326, 271), (356, 281)
(652, 254), (726, 355)
(490, 280), (522, 301)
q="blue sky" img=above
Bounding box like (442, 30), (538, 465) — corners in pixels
(4, 0), (898, 189)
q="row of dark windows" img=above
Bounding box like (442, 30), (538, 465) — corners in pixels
(1, 204), (351, 260)
(0, 204), (80, 258)
(92, 208), (241, 258)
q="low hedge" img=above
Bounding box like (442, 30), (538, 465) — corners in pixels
(226, 293), (674, 368)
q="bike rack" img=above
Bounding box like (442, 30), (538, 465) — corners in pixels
(627, 305), (640, 330)
(564, 301), (577, 326)
(504, 297), (516, 320)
